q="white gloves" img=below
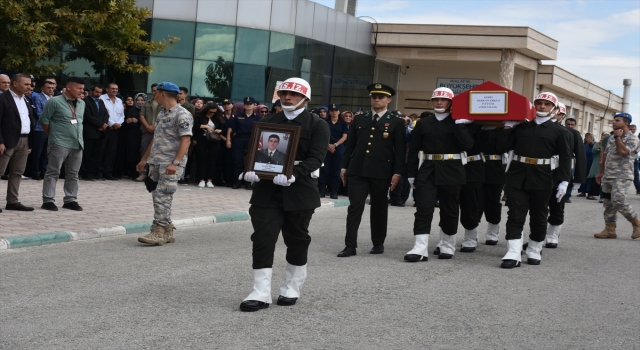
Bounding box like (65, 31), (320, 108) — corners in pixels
(556, 181), (568, 203)
(504, 121), (519, 128)
(408, 177), (415, 189)
(455, 119), (472, 124)
(273, 174), (295, 186)
(242, 171), (260, 183)
(572, 183), (581, 191)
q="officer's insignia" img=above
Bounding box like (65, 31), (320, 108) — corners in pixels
(375, 84), (381, 89)
(384, 123), (390, 127)
(332, 104), (336, 109)
(383, 132), (389, 138)
(246, 97), (250, 102)
(284, 134), (289, 141)
(178, 118), (190, 130)
(386, 116), (390, 119)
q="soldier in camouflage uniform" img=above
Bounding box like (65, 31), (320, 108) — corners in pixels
(594, 112), (640, 240)
(135, 82), (193, 245)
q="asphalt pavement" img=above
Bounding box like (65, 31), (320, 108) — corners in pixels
(2, 198), (640, 349)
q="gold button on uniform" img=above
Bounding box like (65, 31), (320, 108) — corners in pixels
(366, 150), (370, 153)
(370, 135), (373, 138)
(368, 142), (371, 145)
(371, 127), (375, 130)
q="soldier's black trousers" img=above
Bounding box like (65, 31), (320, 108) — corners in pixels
(460, 182), (484, 230)
(547, 181), (566, 226)
(505, 185), (552, 242)
(413, 177), (461, 235)
(249, 189), (315, 269)
(345, 175), (390, 247)
(482, 183), (503, 225)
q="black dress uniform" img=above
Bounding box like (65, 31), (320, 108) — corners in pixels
(478, 127), (506, 245)
(459, 123), (485, 252)
(340, 106), (406, 254)
(406, 113), (474, 260)
(496, 119), (571, 268)
(545, 125), (586, 247)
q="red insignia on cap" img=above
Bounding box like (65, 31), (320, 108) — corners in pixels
(280, 82), (309, 95)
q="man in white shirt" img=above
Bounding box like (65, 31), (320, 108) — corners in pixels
(0, 73), (36, 211)
(99, 83), (124, 180)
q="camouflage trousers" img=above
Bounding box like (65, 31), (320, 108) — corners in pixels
(149, 163), (184, 227)
(601, 178), (637, 222)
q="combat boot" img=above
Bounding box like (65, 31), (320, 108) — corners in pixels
(164, 223), (176, 243)
(630, 217), (640, 239)
(138, 223), (167, 245)
(594, 221), (617, 239)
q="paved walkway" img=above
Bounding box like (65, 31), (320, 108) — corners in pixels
(0, 177), (348, 248)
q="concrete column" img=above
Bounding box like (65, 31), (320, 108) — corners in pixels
(522, 70), (536, 100)
(499, 49), (516, 89)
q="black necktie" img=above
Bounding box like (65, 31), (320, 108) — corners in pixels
(373, 114), (378, 123)
(268, 152), (272, 162)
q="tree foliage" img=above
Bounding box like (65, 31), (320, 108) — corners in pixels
(205, 57), (233, 98)
(0, 0), (177, 76)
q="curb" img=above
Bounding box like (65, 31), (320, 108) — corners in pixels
(0, 200), (349, 250)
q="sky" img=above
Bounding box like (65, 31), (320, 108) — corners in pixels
(313, 0), (640, 118)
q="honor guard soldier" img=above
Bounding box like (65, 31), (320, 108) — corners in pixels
(135, 82), (193, 245)
(544, 102), (586, 248)
(594, 112), (640, 240)
(478, 126), (506, 245)
(497, 92), (571, 268)
(404, 87), (474, 261)
(238, 78), (330, 312)
(227, 96), (260, 189)
(337, 83), (406, 257)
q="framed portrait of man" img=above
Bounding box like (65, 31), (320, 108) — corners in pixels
(245, 123), (301, 180)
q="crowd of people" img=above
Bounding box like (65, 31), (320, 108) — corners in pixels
(1, 73), (638, 312)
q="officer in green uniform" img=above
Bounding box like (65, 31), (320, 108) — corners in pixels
(337, 83), (406, 257)
(497, 92), (571, 268)
(404, 87), (474, 262)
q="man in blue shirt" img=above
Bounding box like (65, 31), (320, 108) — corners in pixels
(26, 77), (56, 180)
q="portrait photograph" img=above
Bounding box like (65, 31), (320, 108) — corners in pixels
(245, 123), (301, 180)
(254, 132), (289, 173)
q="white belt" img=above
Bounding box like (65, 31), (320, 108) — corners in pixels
(425, 153), (462, 160)
(484, 154), (502, 161)
(467, 154), (483, 162)
(514, 155), (553, 165)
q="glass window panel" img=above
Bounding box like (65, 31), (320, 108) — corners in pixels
(150, 19), (196, 59)
(62, 54), (100, 82)
(191, 59), (234, 99)
(231, 64), (266, 103)
(332, 48), (375, 112)
(268, 32), (295, 70)
(148, 57), (193, 92)
(106, 55), (150, 97)
(234, 28), (269, 66)
(194, 23), (236, 61)
(265, 67), (299, 105)
(309, 73), (324, 107)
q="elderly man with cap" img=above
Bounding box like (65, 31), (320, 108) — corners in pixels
(404, 87), (474, 262)
(496, 92), (571, 268)
(238, 77), (329, 312)
(227, 96), (259, 189)
(594, 112), (640, 240)
(318, 103), (349, 199)
(337, 83), (406, 257)
(542, 101), (586, 248)
(136, 82), (193, 245)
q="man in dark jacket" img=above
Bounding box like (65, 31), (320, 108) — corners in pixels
(337, 83), (406, 257)
(238, 78), (330, 312)
(0, 73), (36, 211)
(81, 85), (109, 180)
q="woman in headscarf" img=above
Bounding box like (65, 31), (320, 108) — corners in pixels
(193, 102), (224, 188)
(122, 92), (146, 179)
(255, 104), (269, 118)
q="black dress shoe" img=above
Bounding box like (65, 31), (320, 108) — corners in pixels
(232, 180), (242, 189)
(389, 201), (405, 207)
(239, 300), (269, 312)
(545, 242), (557, 248)
(5, 202), (34, 211)
(330, 190), (338, 199)
(41, 202), (58, 211)
(404, 254), (428, 262)
(438, 253), (453, 259)
(565, 198), (571, 203)
(62, 201), (83, 211)
(485, 240), (498, 246)
(31, 175), (42, 180)
(433, 247), (440, 255)
(501, 259), (521, 268)
(276, 295), (298, 306)
(245, 183), (253, 190)
(370, 244), (384, 254)
(319, 188), (325, 197)
(460, 247), (476, 253)
(337, 246), (356, 257)
(527, 258), (541, 265)
(104, 174), (119, 181)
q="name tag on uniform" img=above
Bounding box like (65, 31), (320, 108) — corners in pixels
(71, 119), (78, 124)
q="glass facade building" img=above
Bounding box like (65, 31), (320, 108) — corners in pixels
(56, 0), (377, 112)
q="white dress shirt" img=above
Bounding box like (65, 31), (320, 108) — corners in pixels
(9, 89), (30, 134)
(99, 94), (125, 126)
